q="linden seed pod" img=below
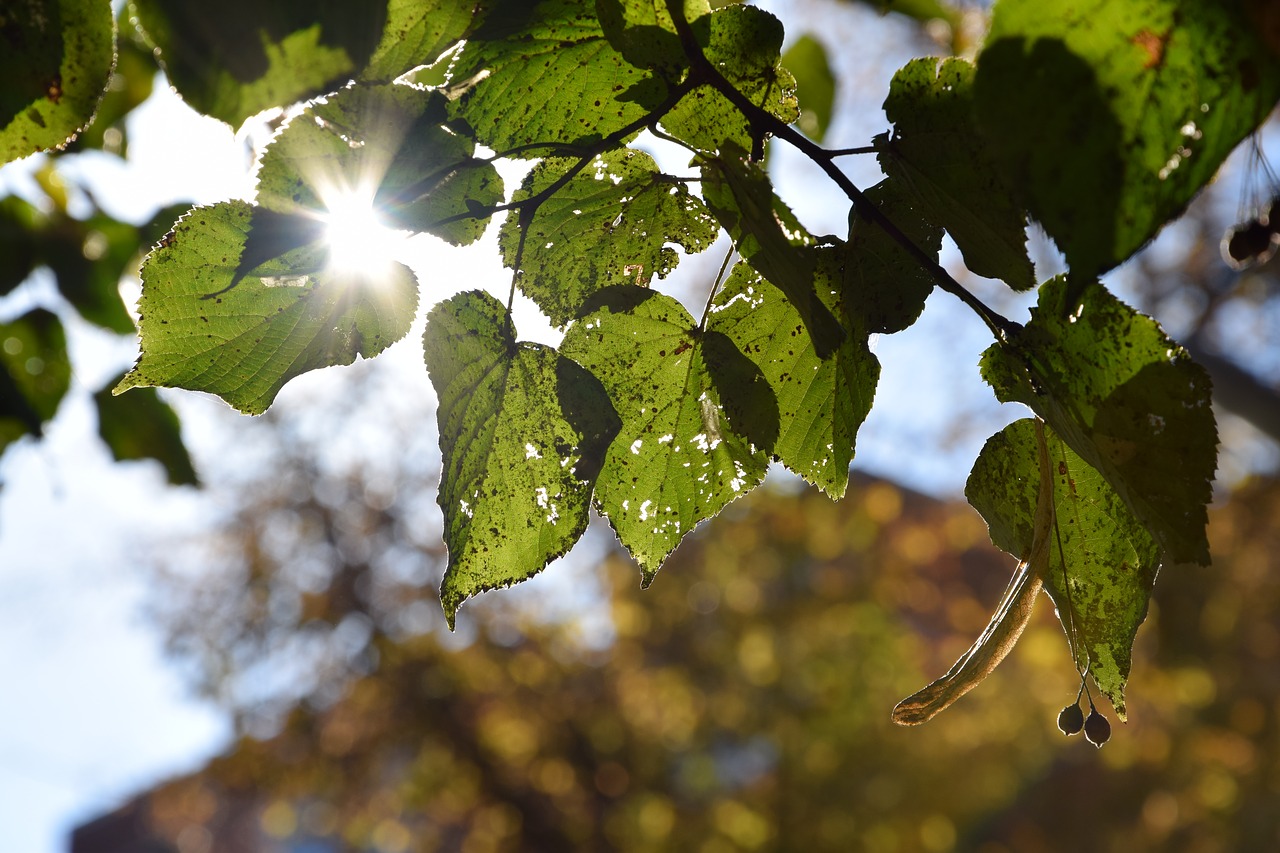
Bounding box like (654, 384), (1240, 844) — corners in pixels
(1224, 220), (1277, 269)
(1084, 709), (1112, 747)
(1057, 703), (1084, 735)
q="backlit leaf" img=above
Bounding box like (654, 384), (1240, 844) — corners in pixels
(596, 0), (711, 78)
(424, 290), (618, 625)
(498, 148), (717, 326)
(360, 0), (474, 83)
(980, 277), (1216, 566)
(128, 0), (387, 126)
(663, 4), (799, 154)
(967, 418), (1160, 717)
(707, 259), (878, 498)
(447, 0), (664, 152)
(974, 0), (1280, 278)
(255, 83), (503, 246)
(561, 287), (767, 580)
(0, 0), (114, 163)
(879, 57), (1033, 290)
(116, 201), (418, 415)
(700, 145), (845, 356)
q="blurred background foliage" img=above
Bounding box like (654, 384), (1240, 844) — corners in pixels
(71, 396), (1280, 852)
(0, 17), (196, 482)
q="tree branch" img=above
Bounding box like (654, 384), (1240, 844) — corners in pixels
(664, 0), (1021, 342)
(418, 78), (697, 234)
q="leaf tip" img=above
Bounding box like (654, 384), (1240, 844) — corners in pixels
(112, 370), (144, 396)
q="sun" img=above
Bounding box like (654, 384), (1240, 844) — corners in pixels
(318, 183), (407, 281)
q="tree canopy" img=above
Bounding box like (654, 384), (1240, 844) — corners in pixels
(3, 0), (1279, 734)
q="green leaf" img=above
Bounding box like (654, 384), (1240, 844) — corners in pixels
(782, 34), (836, 143)
(662, 4), (799, 154)
(94, 373), (198, 486)
(840, 178), (942, 334)
(116, 200), (418, 415)
(879, 57), (1033, 290)
(561, 287), (768, 580)
(255, 83), (503, 246)
(0, 196), (43, 296)
(700, 145), (845, 356)
(0, 308), (71, 452)
(498, 148), (718, 326)
(424, 290), (618, 625)
(127, 0), (386, 126)
(967, 418), (1160, 718)
(596, 0), (711, 78)
(0, 0), (115, 163)
(974, 0), (1280, 278)
(48, 212), (141, 333)
(360, 0), (474, 83)
(707, 258), (879, 498)
(447, 0), (664, 152)
(980, 277), (1216, 566)
(65, 27), (155, 157)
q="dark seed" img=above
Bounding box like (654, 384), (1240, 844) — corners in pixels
(1084, 709), (1111, 747)
(1224, 220), (1277, 268)
(1058, 703), (1084, 735)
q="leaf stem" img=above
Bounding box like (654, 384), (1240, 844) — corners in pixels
(700, 243), (738, 330)
(664, 0), (1020, 342)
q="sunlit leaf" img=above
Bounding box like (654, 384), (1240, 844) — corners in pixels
(561, 287), (767, 580)
(255, 83), (503, 246)
(596, 0), (711, 78)
(447, 0), (664, 152)
(663, 4), (799, 154)
(967, 418), (1159, 717)
(879, 57), (1033, 289)
(707, 260), (878, 498)
(974, 0), (1280, 278)
(65, 27), (154, 157)
(127, 0), (386, 126)
(360, 0), (474, 83)
(424, 290), (618, 625)
(498, 148), (717, 326)
(116, 201), (418, 415)
(0, 0), (114, 163)
(980, 277), (1216, 566)
(94, 373), (198, 486)
(700, 145), (845, 356)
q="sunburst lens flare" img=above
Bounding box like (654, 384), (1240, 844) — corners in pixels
(320, 187), (407, 282)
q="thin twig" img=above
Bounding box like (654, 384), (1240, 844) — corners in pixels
(826, 145), (878, 157)
(418, 77), (697, 234)
(664, 0), (1021, 342)
(699, 243), (738, 329)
